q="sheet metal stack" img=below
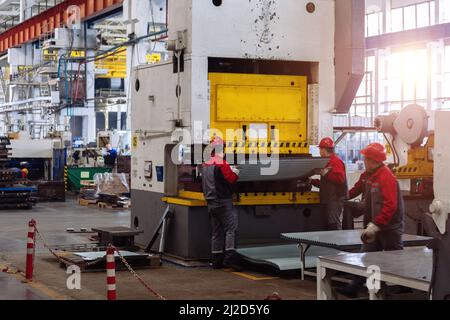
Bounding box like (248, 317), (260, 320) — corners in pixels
(0, 137), (35, 210)
(0, 137), (13, 185)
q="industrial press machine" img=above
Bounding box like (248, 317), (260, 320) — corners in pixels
(375, 104), (436, 235)
(131, 0), (365, 260)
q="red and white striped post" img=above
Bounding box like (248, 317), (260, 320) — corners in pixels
(25, 219), (36, 281)
(106, 245), (117, 300)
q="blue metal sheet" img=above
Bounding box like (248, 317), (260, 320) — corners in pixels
(236, 244), (342, 271)
(0, 187), (36, 192)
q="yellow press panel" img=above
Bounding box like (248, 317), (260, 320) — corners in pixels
(161, 190), (320, 207)
(209, 73), (309, 155)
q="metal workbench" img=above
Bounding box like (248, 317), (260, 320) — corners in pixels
(316, 247), (432, 300)
(281, 230), (432, 279)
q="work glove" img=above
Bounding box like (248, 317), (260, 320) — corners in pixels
(230, 166), (240, 176)
(361, 222), (380, 244)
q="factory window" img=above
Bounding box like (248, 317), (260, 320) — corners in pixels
(366, 11), (383, 37)
(349, 55), (376, 124)
(109, 112), (118, 130)
(389, 1), (436, 33)
(430, 1), (436, 25)
(345, 45), (433, 128)
(441, 45), (450, 108)
(96, 112), (106, 132)
(121, 112), (127, 131)
(334, 132), (384, 166)
(417, 2), (431, 27)
(380, 48), (428, 111)
(440, 0), (450, 22)
(404, 5), (417, 30)
(391, 8), (404, 32)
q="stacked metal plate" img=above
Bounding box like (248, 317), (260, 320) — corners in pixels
(0, 137), (35, 210)
(0, 137), (12, 184)
(236, 158), (328, 182)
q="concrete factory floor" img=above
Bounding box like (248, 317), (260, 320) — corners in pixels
(0, 197), (316, 300)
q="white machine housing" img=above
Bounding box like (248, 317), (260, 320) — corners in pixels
(131, 0), (361, 195)
(430, 110), (450, 234)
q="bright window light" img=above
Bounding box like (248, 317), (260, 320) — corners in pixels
(404, 5), (416, 30)
(417, 2), (430, 28)
(391, 8), (403, 32)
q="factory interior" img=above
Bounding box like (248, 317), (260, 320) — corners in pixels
(0, 0), (449, 305)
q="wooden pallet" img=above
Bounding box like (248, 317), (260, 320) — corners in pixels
(78, 198), (98, 206)
(120, 201), (132, 209)
(97, 201), (131, 209)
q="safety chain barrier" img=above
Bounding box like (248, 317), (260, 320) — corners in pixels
(34, 225), (106, 269)
(25, 220), (165, 300)
(112, 245), (166, 300)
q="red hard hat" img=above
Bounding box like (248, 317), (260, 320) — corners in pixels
(319, 137), (335, 149)
(361, 143), (387, 162)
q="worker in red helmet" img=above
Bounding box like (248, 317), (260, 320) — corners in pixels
(202, 136), (241, 270)
(337, 142), (405, 298)
(20, 162), (30, 179)
(311, 137), (348, 230)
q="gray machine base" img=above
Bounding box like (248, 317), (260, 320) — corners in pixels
(131, 189), (325, 260)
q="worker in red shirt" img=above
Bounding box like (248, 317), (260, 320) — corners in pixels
(311, 137), (348, 230)
(202, 137), (240, 270)
(337, 142), (405, 298)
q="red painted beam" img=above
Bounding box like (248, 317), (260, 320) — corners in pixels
(0, 0), (123, 53)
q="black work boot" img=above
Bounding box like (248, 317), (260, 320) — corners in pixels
(223, 252), (243, 272)
(211, 253), (224, 269)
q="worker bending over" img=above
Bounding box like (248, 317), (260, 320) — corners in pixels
(337, 143), (405, 297)
(202, 137), (241, 270)
(311, 137), (348, 230)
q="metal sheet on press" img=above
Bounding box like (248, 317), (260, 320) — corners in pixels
(236, 158), (328, 182)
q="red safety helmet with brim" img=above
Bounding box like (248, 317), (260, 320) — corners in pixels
(319, 137), (335, 149)
(361, 143), (387, 163)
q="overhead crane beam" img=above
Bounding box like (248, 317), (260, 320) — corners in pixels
(0, 0), (123, 54)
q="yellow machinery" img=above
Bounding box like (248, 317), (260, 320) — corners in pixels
(376, 104), (435, 234)
(209, 73), (309, 156)
(95, 48), (127, 79)
(43, 48), (126, 79)
(393, 134), (434, 180)
(393, 134), (434, 197)
(376, 104), (434, 196)
(146, 53), (162, 64)
(162, 72), (319, 208)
